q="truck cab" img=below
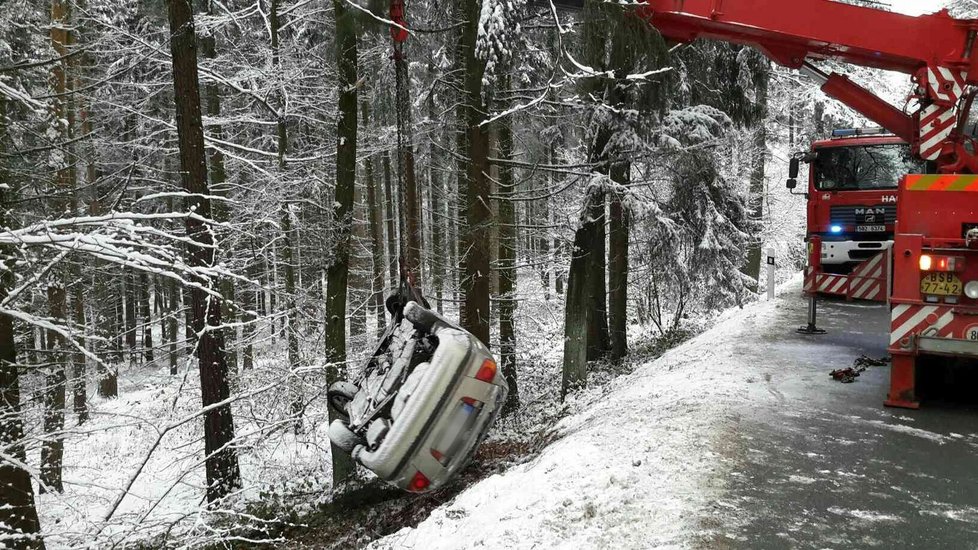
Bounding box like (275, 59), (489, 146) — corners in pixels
(802, 129), (924, 275)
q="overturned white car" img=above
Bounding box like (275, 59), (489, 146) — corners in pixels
(327, 300), (508, 493)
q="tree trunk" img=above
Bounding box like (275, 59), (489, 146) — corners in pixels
(586, 191), (609, 361)
(364, 141), (386, 335)
(744, 73), (769, 287)
(165, 0), (241, 502)
(99, 276), (120, 396)
(540, 149), (553, 300)
(432, 131), (449, 313)
(241, 248), (256, 371)
(562, 192), (602, 398)
(41, 286), (67, 493)
(71, 286), (87, 423)
(325, 0), (358, 486)
(201, 0), (237, 374)
(268, 245), (278, 346)
(268, 0), (302, 432)
(41, 0), (70, 493)
(167, 276), (179, 375)
(460, 0), (491, 346)
(282, 208), (302, 431)
(555, 238), (565, 296)
(140, 272), (154, 364)
(608, 163), (630, 363)
(496, 115), (519, 415)
(69, 52), (86, 420)
(455, 124), (467, 324)
(124, 268), (137, 363)
(349, 180), (367, 338)
(383, 151), (398, 288)
(0, 94), (44, 550)
(393, 40), (423, 281)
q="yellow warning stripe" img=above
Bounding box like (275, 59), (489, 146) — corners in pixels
(905, 174), (978, 191)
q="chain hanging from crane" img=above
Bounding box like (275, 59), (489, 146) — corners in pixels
(389, 0), (424, 304)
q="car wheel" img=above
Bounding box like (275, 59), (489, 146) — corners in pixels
(327, 381), (358, 419)
(328, 419), (362, 454)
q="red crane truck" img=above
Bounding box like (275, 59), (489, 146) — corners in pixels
(636, 0), (978, 409)
(795, 129), (922, 302)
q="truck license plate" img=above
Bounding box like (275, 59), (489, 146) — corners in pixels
(920, 272), (962, 296)
(856, 225), (885, 232)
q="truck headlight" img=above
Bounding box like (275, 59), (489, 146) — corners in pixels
(966, 281), (978, 299)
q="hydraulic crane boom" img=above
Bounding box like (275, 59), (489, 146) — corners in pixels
(637, 0), (978, 172)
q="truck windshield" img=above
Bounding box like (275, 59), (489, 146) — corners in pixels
(813, 144), (921, 191)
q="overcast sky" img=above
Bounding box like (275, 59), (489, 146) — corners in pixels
(885, 0), (945, 16)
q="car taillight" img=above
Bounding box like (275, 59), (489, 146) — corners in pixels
(409, 471), (430, 492)
(919, 254), (965, 272)
(475, 359), (497, 382)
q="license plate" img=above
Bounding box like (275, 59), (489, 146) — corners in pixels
(430, 399), (483, 466)
(920, 272), (963, 296)
(856, 225), (885, 232)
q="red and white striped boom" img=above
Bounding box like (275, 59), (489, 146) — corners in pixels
(637, 0), (978, 172)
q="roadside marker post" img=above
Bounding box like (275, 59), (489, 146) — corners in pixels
(766, 248), (776, 300)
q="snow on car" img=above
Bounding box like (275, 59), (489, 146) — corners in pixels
(328, 300), (508, 493)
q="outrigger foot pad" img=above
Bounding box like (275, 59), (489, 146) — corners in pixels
(797, 324), (827, 335)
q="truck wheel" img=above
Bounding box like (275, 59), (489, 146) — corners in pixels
(328, 419), (362, 454)
(327, 381), (358, 419)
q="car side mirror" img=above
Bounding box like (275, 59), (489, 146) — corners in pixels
(786, 178), (797, 190)
(789, 157), (800, 179)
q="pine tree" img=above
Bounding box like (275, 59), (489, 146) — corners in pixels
(325, 0), (359, 486)
(164, 0), (241, 503)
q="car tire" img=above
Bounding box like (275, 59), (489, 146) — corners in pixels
(328, 419), (362, 454)
(327, 381), (358, 419)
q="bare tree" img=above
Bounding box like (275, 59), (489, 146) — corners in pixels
(459, 0), (492, 346)
(497, 111), (519, 414)
(609, 164), (630, 363)
(0, 94), (44, 549)
(325, 0), (359, 486)
(164, 0), (241, 503)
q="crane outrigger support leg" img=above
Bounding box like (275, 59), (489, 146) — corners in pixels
(797, 294), (827, 336)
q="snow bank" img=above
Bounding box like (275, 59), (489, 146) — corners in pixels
(370, 280), (802, 549)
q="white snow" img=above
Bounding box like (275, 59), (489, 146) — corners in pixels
(369, 279), (807, 549)
(827, 507), (904, 523)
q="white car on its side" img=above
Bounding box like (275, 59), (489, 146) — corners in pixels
(328, 301), (508, 493)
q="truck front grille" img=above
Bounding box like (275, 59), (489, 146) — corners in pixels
(830, 205), (896, 225)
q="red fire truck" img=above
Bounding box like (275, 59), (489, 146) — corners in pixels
(636, 0), (978, 409)
(793, 129), (923, 302)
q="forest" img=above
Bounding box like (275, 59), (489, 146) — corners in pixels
(0, 0), (958, 548)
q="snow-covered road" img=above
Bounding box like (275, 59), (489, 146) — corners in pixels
(370, 278), (978, 549)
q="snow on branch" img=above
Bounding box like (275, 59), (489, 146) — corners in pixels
(564, 52), (674, 81)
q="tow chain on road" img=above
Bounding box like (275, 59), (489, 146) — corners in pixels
(830, 355), (890, 383)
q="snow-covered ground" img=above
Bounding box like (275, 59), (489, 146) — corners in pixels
(369, 278), (806, 549)
(30, 357), (337, 548)
(371, 276), (978, 549)
(33, 270), (978, 548)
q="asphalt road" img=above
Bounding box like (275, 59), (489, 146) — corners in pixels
(709, 294), (978, 549)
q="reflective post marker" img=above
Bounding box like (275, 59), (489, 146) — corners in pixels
(766, 248), (776, 300)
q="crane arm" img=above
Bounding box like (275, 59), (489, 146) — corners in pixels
(637, 0), (978, 172)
